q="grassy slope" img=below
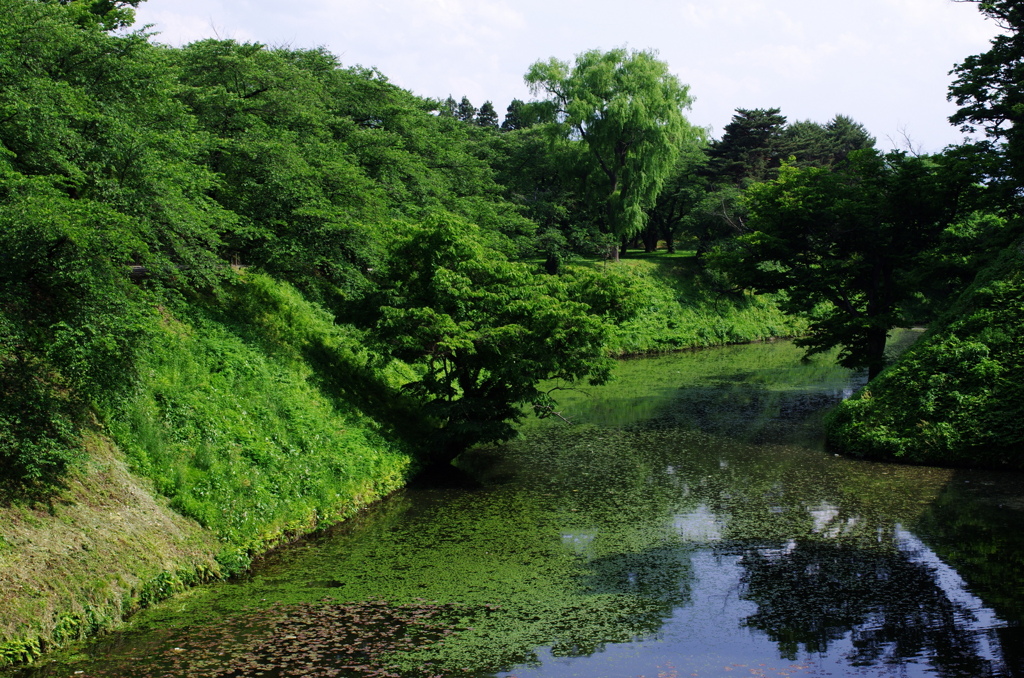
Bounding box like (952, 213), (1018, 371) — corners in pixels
(0, 255), (799, 666)
(585, 251), (805, 355)
(0, 273), (414, 665)
(110, 274), (414, 570)
(825, 239), (1024, 469)
(0, 434), (221, 666)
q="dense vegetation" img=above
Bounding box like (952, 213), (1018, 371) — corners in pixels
(2, 0), (1023, 666)
(2, 0), (1020, 497)
(0, 0), (812, 500)
(825, 242), (1024, 467)
(824, 0), (1024, 467)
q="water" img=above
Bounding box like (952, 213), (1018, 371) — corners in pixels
(10, 338), (1024, 677)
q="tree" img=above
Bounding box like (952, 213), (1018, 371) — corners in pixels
(823, 115), (876, 161)
(366, 212), (628, 465)
(56, 0), (143, 30)
(780, 115), (875, 168)
(0, 0), (216, 484)
(501, 99), (527, 131)
(708, 108), (788, 184)
(525, 48), (702, 260)
(476, 100), (499, 128)
(457, 95), (476, 123)
(694, 110), (875, 264)
(714, 151), (976, 378)
(643, 145), (711, 253)
(949, 0), (1024, 193)
(438, 95), (458, 117)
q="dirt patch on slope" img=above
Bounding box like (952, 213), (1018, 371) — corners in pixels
(0, 432), (220, 664)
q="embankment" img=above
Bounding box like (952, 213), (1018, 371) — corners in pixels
(825, 239), (1024, 469)
(1, 273), (414, 666)
(0, 257), (799, 668)
(587, 253), (805, 355)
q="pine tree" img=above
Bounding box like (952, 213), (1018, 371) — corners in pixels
(457, 96), (476, 123)
(476, 100), (499, 128)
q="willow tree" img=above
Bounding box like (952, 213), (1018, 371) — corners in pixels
(525, 48), (702, 260)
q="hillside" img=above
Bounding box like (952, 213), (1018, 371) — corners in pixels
(0, 273), (416, 664)
(825, 238), (1024, 469)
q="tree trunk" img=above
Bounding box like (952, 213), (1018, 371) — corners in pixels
(866, 326), (888, 380)
(642, 227), (658, 253)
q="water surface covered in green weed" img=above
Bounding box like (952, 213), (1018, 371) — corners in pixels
(9, 338), (1024, 677)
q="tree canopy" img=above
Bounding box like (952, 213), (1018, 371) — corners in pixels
(364, 212), (630, 464)
(715, 150), (982, 378)
(2, 0), (1015, 488)
(525, 48), (703, 260)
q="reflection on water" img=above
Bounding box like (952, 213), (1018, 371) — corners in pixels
(8, 338), (1024, 678)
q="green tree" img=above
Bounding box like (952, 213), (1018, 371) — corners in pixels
(708, 108), (788, 184)
(642, 145), (711, 253)
(501, 99), (527, 131)
(476, 100), (499, 128)
(482, 126), (600, 271)
(525, 48), (702, 260)
(781, 115), (875, 168)
(696, 110), (875, 264)
(714, 151), (976, 378)
(366, 212), (627, 465)
(457, 95), (477, 123)
(439, 95), (458, 117)
(56, 0), (143, 30)
(949, 0), (1024, 194)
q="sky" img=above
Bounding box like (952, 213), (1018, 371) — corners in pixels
(132, 0), (1003, 153)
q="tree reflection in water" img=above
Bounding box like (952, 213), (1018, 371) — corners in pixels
(736, 535), (1016, 676)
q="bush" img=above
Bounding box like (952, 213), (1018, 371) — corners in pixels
(825, 242), (1024, 469)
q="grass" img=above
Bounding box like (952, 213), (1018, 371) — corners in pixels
(107, 273), (415, 569)
(0, 272), (416, 667)
(569, 251), (805, 355)
(0, 433), (221, 666)
(825, 240), (1024, 469)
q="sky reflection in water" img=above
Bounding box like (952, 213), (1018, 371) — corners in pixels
(494, 338), (1023, 677)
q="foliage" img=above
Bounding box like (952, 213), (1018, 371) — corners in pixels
(364, 212), (621, 462)
(0, 181), (151, 485)
(109, 274), (413, 560)
(567, 254), (805, 356)
(525, 48), (703, 257)
(825, 0), (1024, 468)
(482, 126), (606, 269)
(779, 114), (876, 169)
(949, 0), (1024, 194)
(707, 107), (789, 184)
(713, 150), (980, 378)
(642, 144), (715, 254)
(676, 108), (875, 265)
(500, 98), (548, 131)
(457, 95), (477, 123)
(0, 0), (232, 485)
(825, 240), (1024, 469)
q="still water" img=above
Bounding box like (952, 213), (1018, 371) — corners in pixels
(13, 339), (1024, 677)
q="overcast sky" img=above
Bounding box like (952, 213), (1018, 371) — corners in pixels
(133, 0), (1002, 153)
